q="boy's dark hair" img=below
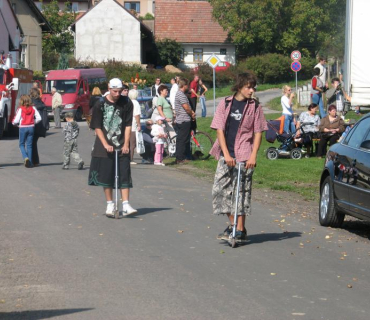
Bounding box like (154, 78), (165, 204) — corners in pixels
(328, 104), (337, 112)
(331, 77), (340, 83)
(231, 73), (257, 92)
(319, 57), (326, 62)
(122, 84), (129, 90)
(65, 112), (74, 119)
(313, 67), (321, 76)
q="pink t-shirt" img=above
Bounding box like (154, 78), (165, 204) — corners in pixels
(210, 96), (268, 162)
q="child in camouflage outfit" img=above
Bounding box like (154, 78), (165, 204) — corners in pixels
(62, 112), (84, 170)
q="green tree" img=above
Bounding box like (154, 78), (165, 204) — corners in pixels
(155, 38), (183, 66)
(42, 0), (75, 55)
(208, 0), (346, 57)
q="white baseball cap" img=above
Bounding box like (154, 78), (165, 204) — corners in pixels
(109, 78), (123, 89)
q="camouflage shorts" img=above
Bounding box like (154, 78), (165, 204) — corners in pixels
(212, 157), (254, 216)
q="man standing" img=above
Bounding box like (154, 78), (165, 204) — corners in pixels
(174, 78), (195, 164)
(151, 78), (161, 97)
(210, 73), (267, 242)
(315, 57), (328, 88)
(169, 77), (178, 108)
(189, 75), (199, 112)
(51, 87), (62, 128)
(88, 78), (137, 217)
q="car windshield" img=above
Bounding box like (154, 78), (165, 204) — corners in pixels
(44, 80), (77, 94)
(138, 88), (151, 98)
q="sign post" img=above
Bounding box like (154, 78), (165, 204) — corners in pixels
(206, 54), (221, 115)
(290, 51), (302, 94)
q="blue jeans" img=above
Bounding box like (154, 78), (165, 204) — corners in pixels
(200, 96), (207, 117)
(19, 127), (34, 165)
(283, 114), (296, 134)
(312, 93), (326, 118)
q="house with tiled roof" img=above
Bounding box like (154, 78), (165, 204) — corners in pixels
(71, 0), (153, 63)
(155, 0), (235, 68)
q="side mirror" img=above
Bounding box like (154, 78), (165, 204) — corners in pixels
(360, 140), (370, 150)
(6, 78), (19, 91)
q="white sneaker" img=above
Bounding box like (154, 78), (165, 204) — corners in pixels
(130, 161), (137, 165)
(106, 203), (115, 217)
(122, 203), (137, 216)
(154, 162), (166, 166)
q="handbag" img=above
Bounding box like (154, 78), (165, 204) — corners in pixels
(136, 131), (145, 154)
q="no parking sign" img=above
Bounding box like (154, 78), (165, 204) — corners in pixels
(291, 61), (302, 72)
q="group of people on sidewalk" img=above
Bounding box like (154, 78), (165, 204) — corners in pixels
(280, 57), (354, 158)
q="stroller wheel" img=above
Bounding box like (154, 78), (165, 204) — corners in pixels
(290, 148), (302, 160)
(266, 147), (279, 160)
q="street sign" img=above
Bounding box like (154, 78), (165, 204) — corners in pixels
(290, 50), (301, 61)
(291, 61), (302, 72)
(206, 54), (221, 69)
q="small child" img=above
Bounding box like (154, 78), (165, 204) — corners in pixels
(12, 95), (41, 168)
(62, 112), (84, 170)
(151, 116), (167, 166)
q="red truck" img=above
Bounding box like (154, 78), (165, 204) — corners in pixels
(42, 68), (106, 121)
(0, 55), (33, 139)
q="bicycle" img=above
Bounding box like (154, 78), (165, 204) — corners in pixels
(163, 121), (214, 160)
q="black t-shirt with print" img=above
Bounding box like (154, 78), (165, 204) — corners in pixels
(225, 98), (246, 158)
(90, 95), (133, 158)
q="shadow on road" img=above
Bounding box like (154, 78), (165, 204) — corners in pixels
(342, 220), (370, 240)
(126, 207), (173, 218)
(220, 231), (302, 248)
(0, 308), (94, 320)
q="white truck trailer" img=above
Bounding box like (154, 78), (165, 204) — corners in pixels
(344, 0), (370, 106)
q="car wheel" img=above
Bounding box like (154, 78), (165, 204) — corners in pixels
(266, 147), (279, 160)
(319, 176), (345, 227)
(290, 148), (302, 160)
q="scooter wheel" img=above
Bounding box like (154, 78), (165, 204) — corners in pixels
(114, 210), (121, 219)
(229, 238), (237, 248)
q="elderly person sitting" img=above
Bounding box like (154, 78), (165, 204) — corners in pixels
(295, 103), (320, 157)
(317, 104), (345, 158)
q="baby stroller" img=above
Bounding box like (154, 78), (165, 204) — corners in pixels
(265, 115), (313, 160)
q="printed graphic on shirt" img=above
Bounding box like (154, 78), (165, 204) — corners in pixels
(230, 109), (242, 121)
(103, 103), (122, 147)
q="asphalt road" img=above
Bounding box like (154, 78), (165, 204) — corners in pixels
(1, 121), (370, 320)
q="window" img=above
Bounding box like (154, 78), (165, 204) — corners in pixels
(193, 48), (203, 63)
(345, 118), (370, 149)
(124, 2), (140, 13)
(21, 44), (27, 67)
(44, 80), (77, 94)
(72, 3), (79, 12)
(220, 48), (227, 55)
(180, 49), (185, 62)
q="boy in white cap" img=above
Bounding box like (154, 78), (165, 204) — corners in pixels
(88, 78), (137, 217)
(151, 116), (167, 166)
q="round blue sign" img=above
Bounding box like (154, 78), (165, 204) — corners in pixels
(291, 61), (301, 72)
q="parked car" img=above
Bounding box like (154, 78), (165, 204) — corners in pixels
(137, 88), (153, 119)
(215, 61), (231, 72)
(319, 114), (370, 227)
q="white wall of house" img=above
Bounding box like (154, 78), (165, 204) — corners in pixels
(0, 0), (21, 65)
(179, 43), (236, 68)
(75, 0), (141, 63)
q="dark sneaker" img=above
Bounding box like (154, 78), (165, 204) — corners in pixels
(234, 230), (247, 242)
(78, 161), (84, 170)
(217, 225), (232, 240)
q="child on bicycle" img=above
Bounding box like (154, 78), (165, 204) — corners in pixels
(151, 116), (167, 166)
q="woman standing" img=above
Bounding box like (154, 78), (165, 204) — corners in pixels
(317, 105), (345, 158)
(281, 85), (296, 134)
(29, 88), (47, 166)
(12, 95), (41, 168)
(156, 84), (174, 122)
(128, 89), (142, 165)
(198, 79), (208, 117)
(89, 87), (103, 111)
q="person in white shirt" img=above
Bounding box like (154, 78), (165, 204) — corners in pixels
(314, 57), (328, 87)
(169, 77), (178, 109)
(128, 89), (142, 165)
(281, 85), (296, 134)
